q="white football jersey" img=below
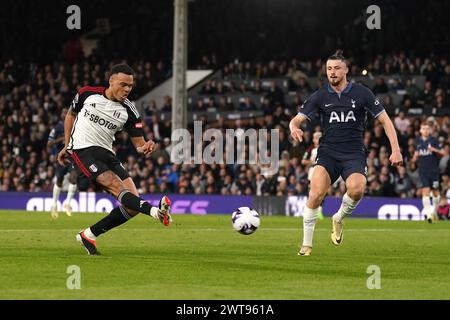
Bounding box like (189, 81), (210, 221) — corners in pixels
(68, 86), (143, 153)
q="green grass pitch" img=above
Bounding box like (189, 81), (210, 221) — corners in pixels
(0, 210), (449, 300)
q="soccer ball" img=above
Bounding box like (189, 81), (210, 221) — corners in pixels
(231, 207), (260, 235)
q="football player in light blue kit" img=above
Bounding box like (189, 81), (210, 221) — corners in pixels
(289, 53), (403, 256)
(412, 122), (445, 223)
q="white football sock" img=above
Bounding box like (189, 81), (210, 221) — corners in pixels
(432, 195), (440, 219)
(150, 207), (160, 220)
(333, 193), (361, 223)
(66, 183), (77, 204)
(52, 184), (61, 208)
(83, 228), (96, 241)
(302, 206), (319, 247)
(422, 195), (431, 218)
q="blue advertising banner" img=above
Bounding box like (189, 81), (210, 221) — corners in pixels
(0, 192), (431, 220)
(286, 196), (429, 220)
(0, 192), (253, 215)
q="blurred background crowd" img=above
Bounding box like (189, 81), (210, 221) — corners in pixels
(1, 53), (449, 201)
(0, 0), (449, 211)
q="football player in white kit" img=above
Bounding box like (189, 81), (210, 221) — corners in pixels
(58, 64), (171, 255)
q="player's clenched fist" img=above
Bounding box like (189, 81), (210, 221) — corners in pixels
(389, 149), (403, 167)
(57, 146), (70, 166)
(136, 140), (156, 156)
(290, 127), (304, 142)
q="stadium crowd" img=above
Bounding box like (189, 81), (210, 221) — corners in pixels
(0, 53), (449, 213)
(185, 51), (450, 112)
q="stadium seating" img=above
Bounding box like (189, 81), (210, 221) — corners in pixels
(1, 53), (449, 200)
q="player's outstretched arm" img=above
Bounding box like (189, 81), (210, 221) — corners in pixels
(377, 111), (403, 166)
(131, 136), (156, 157)
(289, 114), (307, 142)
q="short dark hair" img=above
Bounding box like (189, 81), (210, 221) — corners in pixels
(109, 63), (135, 78)
(327, 50), (347, 65)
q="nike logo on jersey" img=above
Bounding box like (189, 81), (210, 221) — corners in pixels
(325, 103), (333, 107)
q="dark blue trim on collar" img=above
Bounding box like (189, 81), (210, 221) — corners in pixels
(327, 81), (353, 94)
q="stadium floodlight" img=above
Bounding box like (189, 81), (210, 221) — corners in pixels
(172, 0), (188, 132)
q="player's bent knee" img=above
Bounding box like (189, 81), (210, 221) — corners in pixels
(308, 190), (326, 208)
(347, 186), (365, 200)
(346, 176), (366, 200)
(123, 206), (139, 217)
(98, 174), (125, 198)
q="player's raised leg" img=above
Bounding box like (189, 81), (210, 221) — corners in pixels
(331, 173), (365, 245)
(299, 165), (331, 256)
(76, 171), (171, 255)
(120, 177), (172, 224)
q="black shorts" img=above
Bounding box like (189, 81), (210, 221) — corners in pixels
(419, 170), (440, 189)
(315, 146), (367, 184)
(69, 146), (129, 181)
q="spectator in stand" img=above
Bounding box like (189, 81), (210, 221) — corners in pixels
(370, 124), (390, 152)
(144, 99), (157, 116)
(265, 80), (284, 106)
(217, 96), (234, 111)
(403, 97), (415, 109)
(372, 77), (389, 94)
(251, 80), (265, 95)
(206, 96), (218, 111)
(260, 97), (275, 115)
(423, 62), (440, 87)
(148, 115), (165, 142)
(439, 144), (450, 174)
(195, 99), (206, 111)
(394, 166), (413, 197)
(394, 111), (411, 136)
(438, 65), (450, 93)
(216, 81), (228, 95)
(239, 97), (256, 111)
(437, 197), (449, 220)
(200, 79), (216, 95)
(404, 78), (421, 100)
(296, 77), (312, 95)
(390, 78), (404, 92)
(382, 95), (394, 111)
(418, 81), (435, 106)
(433, 91), (446, 109)
(161, 95), (172, 112)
